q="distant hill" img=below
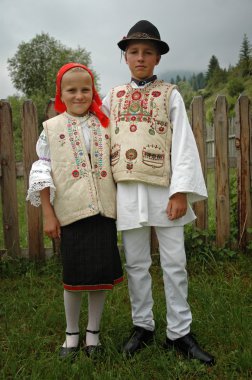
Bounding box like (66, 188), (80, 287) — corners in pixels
(158, 70), (203, 82)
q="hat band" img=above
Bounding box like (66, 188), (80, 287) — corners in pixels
(125, 32), (160, 41)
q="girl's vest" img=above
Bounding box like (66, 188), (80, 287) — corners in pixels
(43, 113), (116, 226)
(109, 81), (176, 187)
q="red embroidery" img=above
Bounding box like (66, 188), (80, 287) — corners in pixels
(59, 134), (65, 139)
(130, 125), (137, 132)
(101, 170), (107, 177)
(117, 90), (126, 98)
(132, 91), (142, 100)
(72, 170), (79, 178)
(151, 91), (161, 97)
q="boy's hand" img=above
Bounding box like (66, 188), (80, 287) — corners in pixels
(166, 193), (187, 220)
(43, 213), (61, 239)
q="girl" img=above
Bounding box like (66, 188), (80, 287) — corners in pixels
(27, 63), (123, 358)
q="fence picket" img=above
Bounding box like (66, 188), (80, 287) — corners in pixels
(191, 96), (208, 230)
(0, 101), (20, 256)
(214, 96), (230, 247)
(22, 100), (45, 260)
(235, 95), (252, 249)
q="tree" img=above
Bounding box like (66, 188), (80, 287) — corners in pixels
(7, 33), (97, 98)
(206, 55), (227, 87)
(227, 78), (245, 97)
(238, 34), (252, 77)
(206, 55), (220, 83)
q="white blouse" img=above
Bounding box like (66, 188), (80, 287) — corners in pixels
(102, 82), (207, 231)
(26, 112), (91, 207)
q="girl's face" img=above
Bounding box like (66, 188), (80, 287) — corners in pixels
(125, 41), (161, 80)
(60, 70), (93, 117)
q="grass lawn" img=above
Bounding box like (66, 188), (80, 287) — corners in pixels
(0, 253), (251, 380)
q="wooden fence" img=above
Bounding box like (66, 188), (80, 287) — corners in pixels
(0, 95), (251, 260)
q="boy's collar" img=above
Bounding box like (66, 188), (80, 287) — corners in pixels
(131, 75), (157, 86)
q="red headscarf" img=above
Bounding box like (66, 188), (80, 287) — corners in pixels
(54, 63), (109, 128)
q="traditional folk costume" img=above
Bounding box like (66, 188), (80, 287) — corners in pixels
(27, 111), (123, 291)
(27, 63), (123, 358)
(102, 20), (215, 365)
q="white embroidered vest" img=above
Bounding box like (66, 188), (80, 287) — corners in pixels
(109, 81), (176, 186)
(43, 113), (116, 226)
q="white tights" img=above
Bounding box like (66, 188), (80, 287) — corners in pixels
(62, 290), (106, 348)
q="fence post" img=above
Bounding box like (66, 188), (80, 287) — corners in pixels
(214, 95), (230, 247)
(22, 100), (45, 260)
(235, 95), (252, 250)
(191, 96), (208, 230)
(0, 101), (20, 256)
(45, 99), (57, 120)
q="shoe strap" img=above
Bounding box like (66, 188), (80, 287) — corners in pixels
(66, 331), (80, 336)
(86, 329), (100, 334)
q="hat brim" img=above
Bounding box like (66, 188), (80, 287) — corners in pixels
(118, 38), (169, 55)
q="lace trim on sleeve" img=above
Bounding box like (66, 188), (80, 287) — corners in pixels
(26, 181), (56, 207)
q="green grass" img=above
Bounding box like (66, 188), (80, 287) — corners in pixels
(0, 254), (252, 379)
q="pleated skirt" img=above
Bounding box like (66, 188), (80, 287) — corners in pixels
(60, 214), (123, 291)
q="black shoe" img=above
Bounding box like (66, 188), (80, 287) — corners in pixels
(59, 346), (79, 359)
(122, 326), (154, 357)
(83, 329), (103, 358)
(59, 331), (80, 360)
(164, 333), (215, 366)
(84, 344), (103, 358)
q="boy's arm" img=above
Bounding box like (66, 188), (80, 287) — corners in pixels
(40, 188), (61, 239)
(169, 89), (207, 203)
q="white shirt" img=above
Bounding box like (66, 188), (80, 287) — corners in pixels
(102, 82), (207, 231)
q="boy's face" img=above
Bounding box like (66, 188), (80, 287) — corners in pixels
(125, 41), (161, 81)
(61, 70), (93, 117)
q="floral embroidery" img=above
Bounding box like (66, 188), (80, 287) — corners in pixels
(88, 117), (107, 180)
(130, 125), (137, 132)
(117, 90), (126, 98)
(151, 91), (161, 97)
(66, 117), (88, 179)
(111, 81), (171, 135)
(58, 133), (66, 146)
(72, 169), (79, 178)
(132, 91), (142, 100)
(125, 149), (137, 160)
(125, 149), (138, 172)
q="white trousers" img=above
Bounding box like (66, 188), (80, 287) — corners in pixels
(122, 226), (192, 340)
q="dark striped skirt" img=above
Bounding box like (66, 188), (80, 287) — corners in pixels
(60, 214), (123, 291)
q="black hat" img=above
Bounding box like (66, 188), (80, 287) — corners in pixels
(117, 20), (169, 55)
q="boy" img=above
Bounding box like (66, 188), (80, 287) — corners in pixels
(103, 20), (215, 365)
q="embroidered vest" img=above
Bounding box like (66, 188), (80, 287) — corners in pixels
(43, 113), (116, 226)
(110, 81), (176, 187)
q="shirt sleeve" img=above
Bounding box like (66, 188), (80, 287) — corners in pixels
(26, 130), (56, 206)
(169, 89), (207, 203)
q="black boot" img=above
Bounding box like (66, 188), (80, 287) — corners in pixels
(122, 326), (154, 357)
(164, 333), (215, 366)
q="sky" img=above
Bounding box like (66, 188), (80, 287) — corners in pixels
(1, 0), (252, 99)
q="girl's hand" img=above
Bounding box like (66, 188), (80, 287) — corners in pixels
(166, 192), (187, 220)
(43, 213), (61, 239)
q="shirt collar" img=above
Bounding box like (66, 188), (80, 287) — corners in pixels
(131, 75), (157, 87)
